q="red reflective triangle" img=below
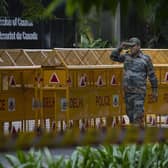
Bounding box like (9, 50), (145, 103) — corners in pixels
(49, 73), (60, 83)
(9, 76), (16, 86)
(111, 75), (116, 85)
(149, 116), (153, 123)
(67, 76), (72, 85)
(165, 72), (168, 81)
(79, 75), (86, 87)
(84, 76), (87, 82)
(97, 75), (104, 86)
(122, 117), (126, 124)
(99, 78), (102, 85)
(81, 78), (85, 86)
(166, 117), (168, 124)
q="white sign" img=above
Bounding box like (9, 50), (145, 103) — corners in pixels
(32, 97), (41, 110)
(0, 31), (38, 40)
(61, 98), (67, 112)
(0, 17), (38, 41)
(0, 17), (33, 27)
(112, 95), (119, 107)
(8, 97), (16, 112)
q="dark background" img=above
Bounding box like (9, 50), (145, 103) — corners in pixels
(0, 0), (76, 49)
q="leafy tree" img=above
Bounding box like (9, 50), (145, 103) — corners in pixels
(0, 0), (8, 16)
(42, 0), (168, 48)
(138, 0), (168, 48)
(20, 0), (46, 20)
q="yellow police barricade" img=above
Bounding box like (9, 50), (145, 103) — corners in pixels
(1, 48), (168, 134)
(145, 65), (168, 126)
(0, 49), (48, 133)
(67, 66), (122, 127)
(50, 48), (124, 129)
(42, 67), (68, 131)
(0, 49), (72, 133)
(144, 49), (168, 126)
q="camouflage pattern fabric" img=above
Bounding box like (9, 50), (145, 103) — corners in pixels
(110, 48), (158, 123)
(110, 49), (157, 94)
(125, 93), (145, 123)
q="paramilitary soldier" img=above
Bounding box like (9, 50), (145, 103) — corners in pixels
(110, 37), (158, 126)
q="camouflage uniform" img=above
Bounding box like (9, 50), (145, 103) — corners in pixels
(110, 48), (158, 123)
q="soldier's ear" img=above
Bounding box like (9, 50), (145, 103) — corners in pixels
(137, 45), (141, 49)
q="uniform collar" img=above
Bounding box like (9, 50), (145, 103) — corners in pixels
(131, 50), (142, 58)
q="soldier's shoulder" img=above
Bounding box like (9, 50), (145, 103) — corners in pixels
(140, 53), (151, 62)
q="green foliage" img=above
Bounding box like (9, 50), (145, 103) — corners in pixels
(140, 0), (168, 48)
(1, 144), (168, 168)
(44, 0), (168, 48)
(0, 163), (4, 168)
(77, 12), (112, 48)
(1, 0), (165, 48)
(5, 148), (44, 168)
(43, 0), (62, 19)
(43, 147), (66, 168)
(102, 0), (118, 16)
(0, 0), (8, 16)
(80, 34), (111, 48)
(20, 0), (46, 21)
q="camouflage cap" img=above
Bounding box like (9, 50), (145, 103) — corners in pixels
(123, 37), (141, 46)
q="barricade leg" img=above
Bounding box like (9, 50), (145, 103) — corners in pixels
(9, 121), (12, 133)
(60, 120), (64, 132)
(106, 117), (113, 127)
(21, 120), (24, 132)
(51, 121), (56, 132)
(73, 120), (79, 128)
(0, 121), (3, 133)
(87, 119), (91, 128)
(158, 114), (161, 127)
(144, 114), (147, 126)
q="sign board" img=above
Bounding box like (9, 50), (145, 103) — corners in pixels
(112, 95), (119, 107)
(0, 17), (76, 49)
(61, 98), (67, 112)
(0, 17), (41, 49)
(8, 97), (15, 112)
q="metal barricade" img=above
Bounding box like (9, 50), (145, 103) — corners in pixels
(0, 48), (168, 133)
